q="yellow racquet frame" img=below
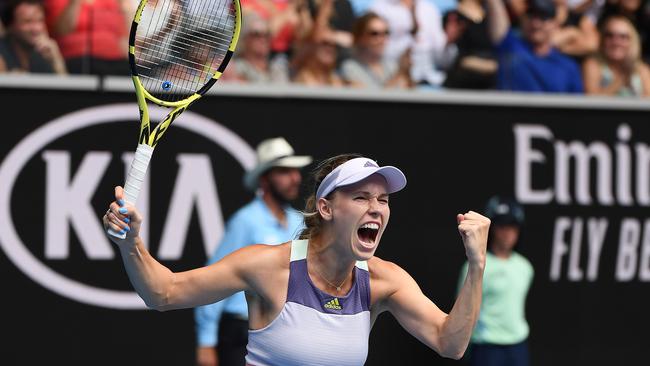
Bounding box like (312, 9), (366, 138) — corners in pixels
(129, 0), (241, 148)
(107, 0), (241, 239)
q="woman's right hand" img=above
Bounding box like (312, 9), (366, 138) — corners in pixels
(103, 186), (143, 247)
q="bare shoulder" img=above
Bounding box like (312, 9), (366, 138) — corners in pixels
(368, 256), (414, 305)
(368, 256), (406, 279)
(233, 242), (291, 272)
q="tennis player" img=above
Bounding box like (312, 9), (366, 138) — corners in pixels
(103, 154), (489, 365)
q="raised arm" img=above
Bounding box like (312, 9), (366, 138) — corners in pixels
(485, 0), (510, 45)
(373, 211), (489, 359)
(104, 186), (250, 311)
(52, 0), (83, 36)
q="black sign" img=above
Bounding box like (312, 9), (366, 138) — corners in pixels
(1, 83), (648, 365)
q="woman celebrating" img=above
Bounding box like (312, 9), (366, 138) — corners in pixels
(103, 154), (489, 365)
(582, 15), (650, 97)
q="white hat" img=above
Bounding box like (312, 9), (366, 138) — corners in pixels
(243, 137), (313, 191)
(316, 157), (407, 199)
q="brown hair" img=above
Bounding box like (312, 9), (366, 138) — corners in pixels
(351, 12), (384, 45)
(2, 0), (44, 26)
(298, 153), (363, 240)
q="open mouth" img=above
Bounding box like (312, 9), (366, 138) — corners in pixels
(357, 223), (380, 245)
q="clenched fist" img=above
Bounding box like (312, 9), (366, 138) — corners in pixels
(456, 211), (490, 265)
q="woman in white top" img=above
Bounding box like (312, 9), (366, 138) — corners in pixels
(582, 15), (650, 97)
(103, 153), (490, 365)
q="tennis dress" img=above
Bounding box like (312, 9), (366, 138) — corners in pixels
(245, 239), (371, 366)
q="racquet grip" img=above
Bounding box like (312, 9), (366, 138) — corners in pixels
(107, 143), (154, 239)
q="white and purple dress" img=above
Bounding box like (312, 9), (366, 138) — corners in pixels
(245, 239), (371, 366)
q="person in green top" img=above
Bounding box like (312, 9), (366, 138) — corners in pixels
(458, 195), (534, 366)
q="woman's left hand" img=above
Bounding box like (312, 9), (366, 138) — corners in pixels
(457, 211), (490, 266)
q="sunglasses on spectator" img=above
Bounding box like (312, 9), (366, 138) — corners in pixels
(366, 29), (390, 37)
(604, 31), (630, 40)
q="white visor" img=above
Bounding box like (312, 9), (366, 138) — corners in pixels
(316, 157), (407, 199)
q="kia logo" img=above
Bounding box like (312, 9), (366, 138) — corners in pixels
(0, 104), (255, 309)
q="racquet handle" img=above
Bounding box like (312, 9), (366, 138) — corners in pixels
(107, 143), (154, 239)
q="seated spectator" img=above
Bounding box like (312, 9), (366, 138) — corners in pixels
(551, 0), (599, 58)
(221, 11), (290, 83)
(341, 12), (413, 88)
(598, 0), (650, 64)
(0, 0), (66, 74)
(292, 27), (345, 86)
(486, 0), (584, 93)
(443, 0), (498, 89)
(371, 0), (457, 87)
(44, 0), (131, 75)
(242, 0), (313, 57)
(583, 15), (650, 96)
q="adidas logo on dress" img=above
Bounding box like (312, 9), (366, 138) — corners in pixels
(323, 298), (342, 310)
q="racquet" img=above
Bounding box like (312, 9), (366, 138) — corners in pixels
(108, 0), (241, 238)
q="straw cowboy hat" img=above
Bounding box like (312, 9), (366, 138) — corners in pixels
(243, 137), (313, 191)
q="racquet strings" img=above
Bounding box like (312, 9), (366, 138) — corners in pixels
(134, 0), (236, 102)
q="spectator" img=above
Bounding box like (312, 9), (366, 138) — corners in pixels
(371, 0), (458, 87)
(459, 195), (534, 366)
(583, 14), (650, 96)
(486, 0), (584, 93)
(442, 0), (499, 89)
(242, 0), (313, 57)
(598, 0), (650, 64)
(341, 12), (414, 88)
(44, 0), (131, 75)
(221, 11), (290, 83)
(0, 0), (66, 74)
(292, 27), (346, 86)
(195, 137), (312, 366)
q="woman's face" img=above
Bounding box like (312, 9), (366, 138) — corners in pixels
(244, 21), (271, 57)
(314, 33), (338, 67)
(359, 18), (389, 56)
(602, 19), (633, 63)
(325, 174), (391, 260)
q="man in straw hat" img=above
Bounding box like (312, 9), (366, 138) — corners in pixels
(194, 137), (312, 366)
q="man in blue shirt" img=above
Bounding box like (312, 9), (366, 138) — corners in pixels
(195, 137), (312, 366)
(485, 0), (583, 93)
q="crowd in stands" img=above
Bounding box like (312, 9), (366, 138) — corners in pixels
(0, 0), (649, 96)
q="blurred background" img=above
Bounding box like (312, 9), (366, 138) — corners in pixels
(1, 0), (649, 365)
